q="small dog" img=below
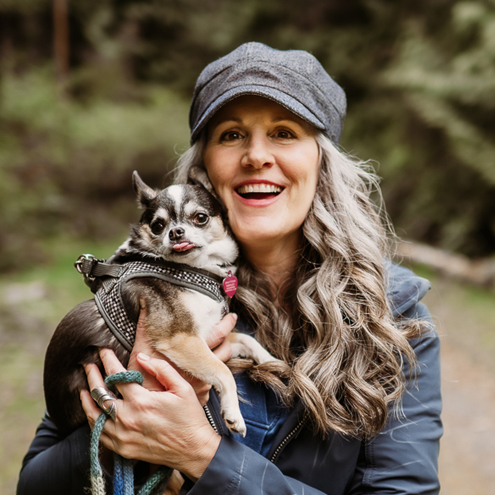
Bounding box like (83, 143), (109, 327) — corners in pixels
(43, 169), (277, 440)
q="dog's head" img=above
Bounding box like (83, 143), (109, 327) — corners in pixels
(124, 171), (238, 276)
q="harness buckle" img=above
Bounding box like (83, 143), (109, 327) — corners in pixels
(75, 254), (100, 288)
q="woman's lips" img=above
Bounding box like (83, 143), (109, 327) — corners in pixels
(234, 181), (284, 206)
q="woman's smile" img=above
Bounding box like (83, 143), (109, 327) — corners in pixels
(204, 95), (320, 254)
(234, 180), (284, 205)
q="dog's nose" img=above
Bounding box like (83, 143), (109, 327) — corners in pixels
(169, 227), (185, 241)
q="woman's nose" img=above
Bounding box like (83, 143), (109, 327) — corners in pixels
(241, 135), (274, 169)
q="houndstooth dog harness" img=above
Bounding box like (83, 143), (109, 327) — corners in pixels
(75, 255), (228, 352)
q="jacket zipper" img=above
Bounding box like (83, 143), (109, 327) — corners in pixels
(203, 404), (219, 434)
(270, 412), (308, 463)
(205, 402), (306, 463)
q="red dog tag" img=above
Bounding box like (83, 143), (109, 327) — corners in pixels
(222, 271), (238, 297)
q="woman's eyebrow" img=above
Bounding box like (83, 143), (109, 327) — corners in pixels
(210, 115), (304, 128)
(211, 116), (243, 127)
(271, 116), (304, 125)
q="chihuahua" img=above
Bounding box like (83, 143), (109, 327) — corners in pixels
(43, 169), (277, 440)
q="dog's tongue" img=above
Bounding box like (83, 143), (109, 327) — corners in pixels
(173, 242), (195, 252)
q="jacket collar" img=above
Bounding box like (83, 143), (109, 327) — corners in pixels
(385, 260), (431, 317)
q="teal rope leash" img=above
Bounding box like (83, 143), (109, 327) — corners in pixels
(89, 370), (173, 495)
(90, 413), (108, 495)
(104, 370), (143, 388)
(112, 454), (134, 495)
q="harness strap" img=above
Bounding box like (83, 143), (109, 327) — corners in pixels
(75, 254), (229, 352)
(75, 254), (123, 286)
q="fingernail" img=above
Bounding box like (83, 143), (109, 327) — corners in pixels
(230, 313), (238, 322)
(137, 352), (150, 361)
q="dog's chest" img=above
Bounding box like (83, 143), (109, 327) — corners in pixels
(94, 259), (229, 351)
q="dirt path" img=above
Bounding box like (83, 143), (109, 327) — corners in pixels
(1, 273), (495, 494)
(422, 273), (495, 495)
(439, 342), (495, 494)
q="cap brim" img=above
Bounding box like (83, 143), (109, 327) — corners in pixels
(191, 86), (326, 143)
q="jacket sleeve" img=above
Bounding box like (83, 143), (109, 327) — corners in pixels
(16, 414), (93, 495)
(348, 302), (443, 495)
(183, 435), (329, 495)
(186, 302), (442, 495)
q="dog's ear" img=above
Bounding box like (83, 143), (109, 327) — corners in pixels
(187, 165), (216, 195)
(187, 165), (229, 218)
(132, 171), (157, 206)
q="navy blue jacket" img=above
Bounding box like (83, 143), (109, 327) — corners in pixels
(17, 263), (442, 495)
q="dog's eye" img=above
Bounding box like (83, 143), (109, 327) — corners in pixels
(150, 220), (165, 235)
(193, 213), (209, 225)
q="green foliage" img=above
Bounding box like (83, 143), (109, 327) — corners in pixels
(0, 66), (189, 272)
(0, 0), (494, 268)
(374, 0), (495, 255)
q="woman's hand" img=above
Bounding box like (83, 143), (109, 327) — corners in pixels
(126, 304), (237, 404)
(80, 348), (221, 482)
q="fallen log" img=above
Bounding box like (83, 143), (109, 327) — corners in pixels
(396, 242), (495, 289)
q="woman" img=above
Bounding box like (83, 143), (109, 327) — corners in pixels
(17, 42), (442, 495)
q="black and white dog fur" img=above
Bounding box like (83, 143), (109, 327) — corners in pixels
(43, 169), (278, 440)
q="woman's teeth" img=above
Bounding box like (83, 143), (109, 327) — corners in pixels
(236, 184), (282, 195)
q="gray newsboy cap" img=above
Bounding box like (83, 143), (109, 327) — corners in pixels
(189, 42), (346, 145)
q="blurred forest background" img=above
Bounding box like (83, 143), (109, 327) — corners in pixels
(1, 0), (495, 494)
(1, 0), (495, 269)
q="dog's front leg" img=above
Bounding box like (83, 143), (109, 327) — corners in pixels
(153, 333), (247, 437)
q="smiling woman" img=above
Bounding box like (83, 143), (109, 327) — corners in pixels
(203, 96), (320, 278)
(18, 42), (442, 495)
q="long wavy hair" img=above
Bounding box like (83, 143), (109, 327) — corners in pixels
(175, 132), (424, 439)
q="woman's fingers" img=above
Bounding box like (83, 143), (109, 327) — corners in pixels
(185, 376), (211, 406)
(127, 302), (165, 391)
(98, 348), (144, 399)
(205, 312), (237, 349)
(80, 360), (119, 430)
(80, 379), (103, 430)
(136, 353), (193, 397)
(118, 308), (237, 405)
(131, 301), (156, 356)
(211, 339), (233, 363)
(80, 348), (221, 478)
(208, 313), (237, 363)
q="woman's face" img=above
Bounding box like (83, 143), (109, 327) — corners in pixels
(203, 96), (319, 252)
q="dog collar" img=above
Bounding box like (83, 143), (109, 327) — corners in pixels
(75, 254), (229, 352)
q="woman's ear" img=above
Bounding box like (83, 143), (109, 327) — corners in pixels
(132, 171), (157, 207)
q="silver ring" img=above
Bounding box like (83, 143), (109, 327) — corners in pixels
(91, 386), (117, 420)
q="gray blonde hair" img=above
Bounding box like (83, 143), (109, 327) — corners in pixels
(175, 132), (422, 438)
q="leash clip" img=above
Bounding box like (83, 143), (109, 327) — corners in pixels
(74, 253), (100, 288)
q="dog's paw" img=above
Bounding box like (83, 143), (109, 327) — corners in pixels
(223, 415), (246, 437)
(255, 351), (283, 365)
(229, 333), (281, 365)
(222, 407), (246, 437)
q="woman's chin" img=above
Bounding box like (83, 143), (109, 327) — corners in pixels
(233, 225), (302, 253)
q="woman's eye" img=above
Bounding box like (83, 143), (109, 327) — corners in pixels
(193, 213), (209, 225)
(220, 131), (242, 142)
(150, 220), (165, 235)
(275, 130), (294, 139)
